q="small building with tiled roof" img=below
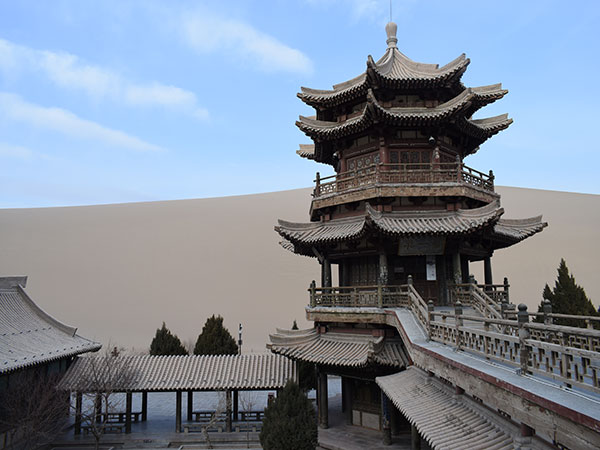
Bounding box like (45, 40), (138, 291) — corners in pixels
(0, 276), (101, 381)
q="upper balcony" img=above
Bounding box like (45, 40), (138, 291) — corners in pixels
(311, 162), (498, 214)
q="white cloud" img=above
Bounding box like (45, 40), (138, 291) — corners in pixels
(0, 142), (35, 161)
(0, 92), (163, 153)
(180, 11), (313, 75)
(0, 38), (208, 120)
(125, 83), (209, 119)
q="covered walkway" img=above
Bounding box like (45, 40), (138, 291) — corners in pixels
(58, 353), (295, 435)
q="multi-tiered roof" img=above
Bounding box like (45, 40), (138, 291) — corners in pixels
(296, 22), (513, 166)
(277, 22), (546, 257)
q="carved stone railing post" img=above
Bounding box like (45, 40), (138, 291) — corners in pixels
(427, 300), (435, 323)
(543, 299), (552, 325)
(489, 169), (495, 190)
(455, 301), (463, 350)
(407, 274), (413, 287)
(503, 277), (510, 304)
(518, 304), (530, 375)
(310, 280), (316, 307)
(501, 296), (509, 319)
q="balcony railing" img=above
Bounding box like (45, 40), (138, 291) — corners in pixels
(313, 162), (494, 198)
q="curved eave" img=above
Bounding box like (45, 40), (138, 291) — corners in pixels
(296, 85), (507, 142)
(296, 144), (316, 160)
(457, 114), (514, 141)
(367, 50), (470, 89)
(297, 50), (471, 108)
(296, 105), (373, 141)
(268, 328), (406, 368)
(298, 74), (368, 108)
(275, 201), (504, 255)
(489, 216), (548, 250)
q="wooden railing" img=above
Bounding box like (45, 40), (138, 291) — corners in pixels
(313, 162), (494, 198)
(308, 276), (431, 330)
(451, 283), (505, 321)
(309, 283), (411, 309)
(428, 304), (600, 394)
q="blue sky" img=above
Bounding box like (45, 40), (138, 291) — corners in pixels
(0, 0), (598, 207)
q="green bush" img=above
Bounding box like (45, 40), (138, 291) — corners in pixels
(260, 380), (317, 450)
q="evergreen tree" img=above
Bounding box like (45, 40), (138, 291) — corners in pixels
(537, 259), (598, 327)
(194, 315), (238, 355)
(260, 380), (317, 450)
(149, 322), (188, 355)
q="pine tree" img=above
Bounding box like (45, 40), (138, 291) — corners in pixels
(537, 259), (598, 327)
(149, 322), (188, 355)
(193, 315), (238, 355)
(259, 380), (317, 450)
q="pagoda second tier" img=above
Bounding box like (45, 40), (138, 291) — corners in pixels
(276, 202), (546, 259)
(297, 86), (511, 163)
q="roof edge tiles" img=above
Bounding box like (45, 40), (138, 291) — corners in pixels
(57, 353), (296, 392)
(297, 23), (470, 107)
(296, 86), (507, 141)
(268, 328), (407, 368)
(0, 277), (101, 374)
(377, 367), (517, 449)
(276, 201), (504, 247)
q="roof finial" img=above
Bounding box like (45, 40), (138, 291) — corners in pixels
(385, 21), (397, 48)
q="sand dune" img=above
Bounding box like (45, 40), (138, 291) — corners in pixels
(0, 186), (598, 352)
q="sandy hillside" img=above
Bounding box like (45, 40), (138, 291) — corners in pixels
(0, 186), (598, 352)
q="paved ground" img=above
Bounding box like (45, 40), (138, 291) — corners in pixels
(317, 395), (415, 450)
(50, 394), (421, 449)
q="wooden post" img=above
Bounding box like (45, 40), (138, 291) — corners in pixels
(175, 391), (182, 433)
(381, 392), (392, 445)
(461, 256), (470, 284)
(94, 393), (102, 425)
(343, 377), (353, 425)
(225, 390), (232, 432)
(484, 257), (493, 286)
(318, 370), (328, 429)
(74, 392), (82, 435)
(453, 253), (462, 285)
(233, 390), (239, 421)
(310, 280), (316, 307)
(141, 391), (148, 421)
(125, 391), (132, 434)
(315, 172), (321, 196)
(504, 277), (510, 303)
(187, 390), (193, 422)
(323, 258), (332, 288)
(411, 424), (421, 450)
(518, 304), (530, 375)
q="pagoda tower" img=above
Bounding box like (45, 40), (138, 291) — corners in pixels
(269, 23), (546, 435)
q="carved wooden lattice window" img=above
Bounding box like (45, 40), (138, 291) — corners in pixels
(347, 152), (380, 171)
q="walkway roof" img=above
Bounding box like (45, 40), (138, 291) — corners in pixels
(58, 353), (296, 392)
(377, 367), (516, 449)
